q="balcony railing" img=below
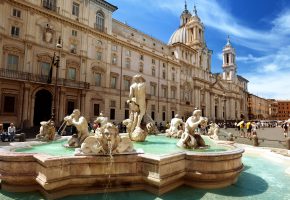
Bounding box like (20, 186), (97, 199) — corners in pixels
(0, 68), (89, 89)
(94, 23), (106, 33)
(42, 0), (59, 12)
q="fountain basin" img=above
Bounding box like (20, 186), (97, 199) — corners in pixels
(0, 136), (244, 199)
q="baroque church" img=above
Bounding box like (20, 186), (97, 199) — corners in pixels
(0, 0), (248, 128)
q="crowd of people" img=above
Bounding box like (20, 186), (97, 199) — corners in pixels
(0, 123), (16, 142)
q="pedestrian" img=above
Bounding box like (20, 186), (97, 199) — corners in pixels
(251, 122), (257, 137)
(246, 121), (252, 138)
(282, 121), (288, 138)
(0, 123), (5, 142)
(238, 121), (245, 137)
(8, 123), (16, 141)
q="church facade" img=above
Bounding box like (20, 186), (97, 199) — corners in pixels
(0, 0), (248, 128)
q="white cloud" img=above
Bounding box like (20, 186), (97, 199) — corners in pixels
(246, 71), (290, 100)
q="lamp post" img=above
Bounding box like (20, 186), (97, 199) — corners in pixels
(51, 36), (62, 122)
(223, 93), (226, 123)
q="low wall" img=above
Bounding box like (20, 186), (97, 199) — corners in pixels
(0, 145), (244, 199)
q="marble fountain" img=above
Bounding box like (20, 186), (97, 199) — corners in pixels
(0, 75), (244, 199)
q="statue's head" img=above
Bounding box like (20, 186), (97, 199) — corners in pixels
(72, 109), (81, 117)
(175, 114), (180, 118)
(192, 109), (202, 117)
(132, 74), (145, 83)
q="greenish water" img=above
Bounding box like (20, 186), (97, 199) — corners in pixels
(134, 135), (229, 155)
(14, 139), (75, 156)
(1, 153), (289, 200)
(14, 135), (229, 156)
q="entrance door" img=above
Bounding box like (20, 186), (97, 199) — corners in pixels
(33, 89), (52, 126)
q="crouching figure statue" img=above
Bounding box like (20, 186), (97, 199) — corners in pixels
(177, 109), (207, 149)
(36, 120), (56, 141)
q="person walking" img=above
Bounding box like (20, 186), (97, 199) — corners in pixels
(251, 122), (257, 137)
(282, 121), (288, 138)
(246, 121), (252, 138)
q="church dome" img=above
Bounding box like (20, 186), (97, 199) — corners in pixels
(168, 26), (187, 45)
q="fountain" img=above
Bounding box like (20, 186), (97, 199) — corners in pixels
(0, 75), (244, 199)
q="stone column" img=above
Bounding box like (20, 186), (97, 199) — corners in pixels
(205, 91), (210, 117)
(58, 88), (66, 121)
(22, 84), (31, 128)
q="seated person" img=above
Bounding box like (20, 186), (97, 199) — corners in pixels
(8, 123), (16, 141)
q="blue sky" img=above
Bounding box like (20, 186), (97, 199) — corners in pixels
(109, 0), (290, 100)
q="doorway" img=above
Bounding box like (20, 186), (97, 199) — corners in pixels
(33, 89), (52, 126)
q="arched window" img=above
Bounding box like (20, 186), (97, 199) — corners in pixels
(95, 12), (104, 32)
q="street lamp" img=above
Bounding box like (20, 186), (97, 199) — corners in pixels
(51, 36), (62, 122)
(223, 93), (226, 123)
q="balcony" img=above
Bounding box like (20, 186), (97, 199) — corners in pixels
(42, 0), (59, 12)
(94, 23), (106, 33)
(0, 68), (90, 89)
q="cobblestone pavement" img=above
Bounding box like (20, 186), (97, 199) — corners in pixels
(219, 127), (289, 149)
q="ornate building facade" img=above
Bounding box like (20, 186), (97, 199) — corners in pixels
(0, 0), (248, 128)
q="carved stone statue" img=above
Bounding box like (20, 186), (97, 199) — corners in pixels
(177, 109), (207, 149)
(80, 115), (134, 155)
(64, 109), (89, 147)
(123, 75), (159, 141)
(165, 114), (184, 138)
(208, 122), (220, 140)
(36, 120), (56, 141)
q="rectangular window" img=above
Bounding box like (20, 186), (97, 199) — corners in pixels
(70, 44), (77, 54)
(96, 51), (102, 61)
(140, 55), (144, 60)
(67, 68), (76, 80)
(162, 70), (166, 79)
(67, 100), (75, 115)
(7, 54), (19, 71)
(112, 45), (117, 51)
(3, 95), (16, 113)
(72, 30), (78, 36)
(110, 100), (116, 107)
(95, 73), (101, 86)
(72, 2), (79, 17)
(171, 88), (176, 99)
(125, 109), (129, 119)
(124, 79), (130, 91)
(126, 50), (131, 57)
(150, 84), (156, 96)
(125, 59), (130, 68)
(111, 76), (117, 89)
(152, 67), (156, 76)
(172, 73), (175, 81)
(162, 112), (166, 121)
(94, 104), (100, 116)
(112, 55), (117, 65)
(162, 87), (167, 98)
(152, 59), (155, 64)
(40, 62), (50, 76)
(11, 26), (20, 37)
(12, 9), (21, 18)
(110, 109), (115, 120)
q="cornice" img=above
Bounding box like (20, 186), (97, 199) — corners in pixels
(91, 0), (118, 12)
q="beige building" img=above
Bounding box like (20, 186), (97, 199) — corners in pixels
(0, 0), (248, 128)
(247, 94), (270, 120)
